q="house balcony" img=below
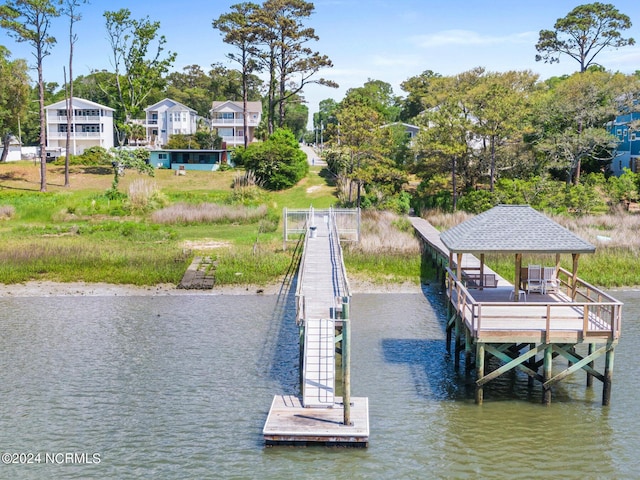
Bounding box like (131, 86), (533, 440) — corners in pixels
(48, 132), (103, 140)
(48, 115), (102, 123)
(221, 135), (249, 146)
(211, 117), (260, 127)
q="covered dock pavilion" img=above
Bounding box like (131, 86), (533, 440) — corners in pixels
(439, 205), (622, 405)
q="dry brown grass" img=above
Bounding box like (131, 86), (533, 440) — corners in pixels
(0, 204), (15, 219)
(421, 209), (474, 231)
(0, 162), (237, 193)
(128, 179), (162, 210)
(351, 210), (421, 254)
(550, 212), (640, 249)
(151, 202), (268, 224)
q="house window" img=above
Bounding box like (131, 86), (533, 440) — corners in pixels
(616, 128), (622, 136)
(632, 133), (637, 141)
(214, 112), (234, 120)
(158, 153), (167, 160)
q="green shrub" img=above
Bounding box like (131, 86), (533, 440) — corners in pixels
(241, 128), (308, 190)
(53, 146), (112, 166)
(458, 189), (496, 214)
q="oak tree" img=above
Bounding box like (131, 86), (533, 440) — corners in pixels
(103, 8), (176, 144)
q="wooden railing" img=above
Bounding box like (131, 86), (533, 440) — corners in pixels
(446, 267), (622, 341)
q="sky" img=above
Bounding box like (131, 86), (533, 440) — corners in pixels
(1, 0), (639, 125)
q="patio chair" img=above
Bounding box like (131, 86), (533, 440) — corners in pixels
(543, 266), (559, 294)
(527, 264), (544, 294)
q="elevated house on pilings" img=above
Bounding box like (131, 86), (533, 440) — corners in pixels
(439, 205), (622, 405)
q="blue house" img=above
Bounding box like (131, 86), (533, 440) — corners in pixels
(608, 112), (640, 176)
(149, 149), (232, 172)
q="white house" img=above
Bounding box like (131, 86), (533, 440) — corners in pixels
(143, 98), (198, 147)
(0, 135), (23, 161)
(210, 100), (262, 147)
(44, 97), (114, 156)
(381, 122), (421, 145)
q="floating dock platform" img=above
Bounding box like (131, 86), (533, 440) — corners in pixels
(263, 395), (369, 446)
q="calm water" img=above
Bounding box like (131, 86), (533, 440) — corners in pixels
(1, 286), (639, 479)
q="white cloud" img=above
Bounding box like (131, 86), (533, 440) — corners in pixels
(411, 30), (537, 48)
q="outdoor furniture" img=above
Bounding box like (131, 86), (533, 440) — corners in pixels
(509, 289), (527, 301)
(527, 264), (544, 294)
(543, 267), (559, 294)
(462, 272), (498, 289)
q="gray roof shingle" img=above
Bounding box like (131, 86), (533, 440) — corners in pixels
(440, 205), (595, 254)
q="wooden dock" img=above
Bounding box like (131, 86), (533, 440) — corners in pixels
(177, 256), (215, 289)
(264, 208), (369, 446)
(263, 395), (369, 446)
(410, 210), (622, 405)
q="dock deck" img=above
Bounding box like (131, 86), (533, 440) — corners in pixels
(263, 395), (369, 446)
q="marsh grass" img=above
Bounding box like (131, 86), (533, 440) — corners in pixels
(0, 237), (187, 285)
(212, 244), (293, 285)
(344, 210), (423, 284)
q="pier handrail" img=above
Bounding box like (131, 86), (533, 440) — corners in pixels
(294, 206), (351, 325)
(329, 206), (351, 298)
(446, 267), (622, 341)
(446, 268), (478, 330)
(294, 207), (311, 325)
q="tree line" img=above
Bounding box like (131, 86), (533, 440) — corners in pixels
(318, 68), (640, 214)
(314, 3), (639, 214)
(0, 0), (334, 192)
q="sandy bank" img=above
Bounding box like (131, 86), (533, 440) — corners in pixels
(0, 279), (427, 298)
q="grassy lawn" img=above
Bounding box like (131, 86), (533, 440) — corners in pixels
(0, 161), (420, 287)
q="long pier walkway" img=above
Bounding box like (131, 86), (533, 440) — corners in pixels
(263, 207), (369, 446)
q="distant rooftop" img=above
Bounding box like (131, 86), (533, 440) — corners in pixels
(440, 205), (595, 254)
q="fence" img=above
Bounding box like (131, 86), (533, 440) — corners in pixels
(283, 206), (360, 249)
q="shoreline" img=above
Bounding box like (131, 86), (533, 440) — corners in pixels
(0, 279), (429, 298)
(1, 280), (635, 298)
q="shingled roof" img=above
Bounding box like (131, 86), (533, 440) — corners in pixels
(440, 205), (596, 254)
